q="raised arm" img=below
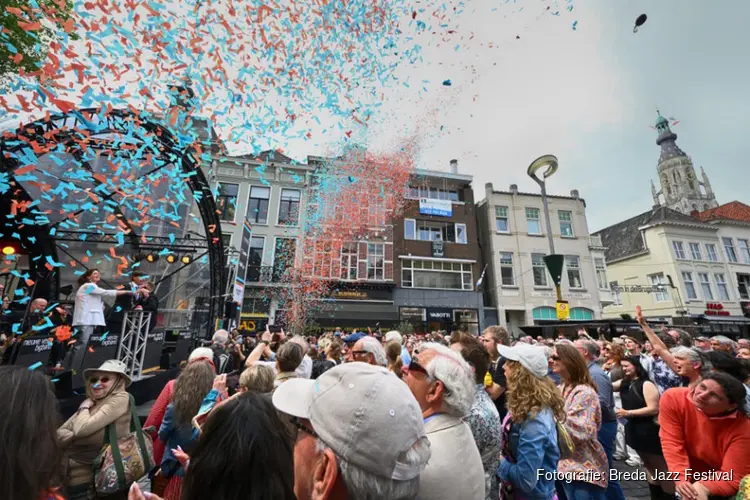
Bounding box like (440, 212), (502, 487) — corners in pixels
(636, 305), (677, 372)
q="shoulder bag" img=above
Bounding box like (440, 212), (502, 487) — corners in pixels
(93, 393), (155, 495)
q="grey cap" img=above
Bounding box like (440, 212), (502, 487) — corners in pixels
(272, 362), (429, 481)
(498, 343), (548, 379)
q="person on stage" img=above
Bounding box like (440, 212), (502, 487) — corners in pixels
(67, 269), (132, 374)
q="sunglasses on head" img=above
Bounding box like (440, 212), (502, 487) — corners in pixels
(88, 376), (111, 384)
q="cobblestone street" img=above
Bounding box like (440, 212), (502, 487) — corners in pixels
(614, 459), (651, 499)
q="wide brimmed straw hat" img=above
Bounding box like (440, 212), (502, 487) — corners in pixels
(83, 359), (132, 387)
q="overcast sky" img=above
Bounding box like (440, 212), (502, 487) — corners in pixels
(278, 0), (749, 232)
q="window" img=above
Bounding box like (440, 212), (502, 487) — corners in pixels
(221, 233), (232, 249)
(401, 259), (473, 290)
(723, 237), (738, 262)
(277, 189), (301, 226)
(738, 239), (750, 264)
(714, 273), (731, 301)
(706, 244), (719, 262)
(569, 308), (594, 320)
(272, 238), (296, 282)
(340, 243), (358, 280)
(689, 242), (702, 261)
(559, 210), (574, 237)
(404, 219), (416, 240)
(455, 224), (467, 244)
(532, 307), (556, 320)
(216, 183), (239, 221)
(648, 273), (670, 302)
(246, 236), (266, 282)
(698, 273), (714, 301)
(531, 253), (548, 287)
(366, 243), (384, 280)
(672, 241), (686, 260)
(681, 271), (697, 300)
(526, 208), (541, 235)
(417, 222), (443, 242)
(610, 281), (622, 306)
(499, 252), (514, 286)
(247, 186), (270, 224)
(595, 258), (608, 290)
(407, 186), (459, 201)
(566, 255), (583, 289)
(495, 206), (509, 232)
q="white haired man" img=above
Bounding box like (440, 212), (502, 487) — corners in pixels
(273, 362), (431, 500)
(211, 329), (232, 374)
(351, 336), (387, 367)
(404, 342), (484, 499)
(290, 335), (313, 378)
(385, 330), (411, 365)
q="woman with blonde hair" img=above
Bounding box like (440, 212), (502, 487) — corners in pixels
(385, 339), (403, 378)
(495, 343), (565, 500)
(551, 343), (608, 499)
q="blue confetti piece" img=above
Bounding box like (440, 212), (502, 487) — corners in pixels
(28, 362), (43, 371)
(442, 80), (452, 86)
(572, 20), (578, 30)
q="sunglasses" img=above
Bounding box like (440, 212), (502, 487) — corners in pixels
(408, 359), (429, 376)
(290, 417), (319, 440)
(351, 350), (372, 359)
(88, 376), (111, 384)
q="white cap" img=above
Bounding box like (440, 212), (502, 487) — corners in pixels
(385, 330), (403, 344)
(498, 344), (548, 379)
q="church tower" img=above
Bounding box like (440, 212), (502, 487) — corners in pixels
(650, 111), (718, 214)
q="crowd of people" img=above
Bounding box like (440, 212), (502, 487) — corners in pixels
(3, 302), (750, 500)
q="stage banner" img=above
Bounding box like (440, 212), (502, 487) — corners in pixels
(419, 198), (452, 217)
(233, 219), (253, 304)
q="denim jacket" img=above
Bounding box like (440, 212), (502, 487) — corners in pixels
(497, 407), (559, 500)
(158, 403), (196, 477)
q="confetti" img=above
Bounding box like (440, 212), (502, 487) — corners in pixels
(28, 361), (43, 371)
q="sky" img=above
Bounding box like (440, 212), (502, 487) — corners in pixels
(275, 0), (750, 232)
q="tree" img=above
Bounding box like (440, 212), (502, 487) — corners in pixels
(0, 0), (75, 81)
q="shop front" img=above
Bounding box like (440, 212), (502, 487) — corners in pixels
(309, 285), (398, 332)
(399, 306), (480, 335)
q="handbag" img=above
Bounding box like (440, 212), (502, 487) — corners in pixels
(555, 418), (575, 460)
(93, 394), (155, 495)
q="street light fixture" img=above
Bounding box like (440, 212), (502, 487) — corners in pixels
(527, 155), (566, 315)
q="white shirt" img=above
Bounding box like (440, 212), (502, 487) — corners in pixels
(72, 283), (118, 327)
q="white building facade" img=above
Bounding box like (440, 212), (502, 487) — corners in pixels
(477, 183), (613, 337)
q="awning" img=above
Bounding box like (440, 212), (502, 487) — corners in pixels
(693, 315), (750, 324)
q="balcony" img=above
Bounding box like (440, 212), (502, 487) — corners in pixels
(588, 234), (604, 249)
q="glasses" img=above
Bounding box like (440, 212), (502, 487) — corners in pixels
(408, 359), (429, 376)
(549, 355), (560, 361)
(351, 350), (372, 360)
(291, 417), (319, 440)
(88, 376), (111, 384)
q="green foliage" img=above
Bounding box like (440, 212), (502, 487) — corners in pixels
(0, 0), (75, 80)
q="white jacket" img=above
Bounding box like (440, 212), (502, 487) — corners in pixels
(72, 283), (119, 327)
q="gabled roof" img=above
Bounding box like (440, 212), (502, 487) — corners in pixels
(695, 201), (750, 223)
(593, 206), (712, 263)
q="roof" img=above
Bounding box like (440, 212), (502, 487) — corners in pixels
(413, 168), (473, 183)
(593, 206), (712, 263)
(695, 201), (750, 223)
(490, 190), (586, 206)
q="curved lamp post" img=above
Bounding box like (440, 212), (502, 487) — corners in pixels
(527, 155), (565, 306)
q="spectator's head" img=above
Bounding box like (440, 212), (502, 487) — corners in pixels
(351, 336), (387, 367)
(704, 350), (749, 383)
(273, 363), (430, 500)
(212, 329), (229, 346)
(693, 372), (748, 417)
(710, 335), (736, 355)
(277, 342), (305, 373)
(77, 268), (101, 286)
(30, 298), (48, 313)
(405, 342), (475, 418)
(385, 330), (403, 346)
(450, 334), (489, 385)
(188, 347), (215, 365)
(239, 364), (275, 393)
(290, 335), (309, 354)
(173, 360), (215, 425)
(0, 366), (62, 500)
(325, 340), (343, 361)
(620, 356), (649, 381)
(551, 343), (596, 390)
(573, 338), (599, 363)
(183, 392), (295, 500)
(385, 340), (403, 378)
(695, 336), (712, 351)
(500, 344), (565, 424)
(668, 328), (693, 347)
(624, 336), (642, 356)
(738, 338), (750, 350)
(131, 271), (144, 285)
(670, 346), (710, 380)
(602, 342), (625, 364)
(480, 326), (510, 356)
(738, 346), (750, 360)
(658, 333), (678, 350)
(83, 360), (130, 401)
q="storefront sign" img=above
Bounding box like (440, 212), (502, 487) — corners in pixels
(419, 198), (452, 217)
(239, 313), (268, 332)
(331, 289), (393, 301)
(556, 301), (570, 321)
(427, 308), (453, 322)
(400, 307), (426, 321)
(705, 302), (730, 316)
(742, 301), (750, 318)
(431, 239), (444, 257)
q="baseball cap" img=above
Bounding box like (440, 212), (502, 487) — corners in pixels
(498, 343), (548, 379)
(272, 362), (429, 481)
(343, 331), (366, 344)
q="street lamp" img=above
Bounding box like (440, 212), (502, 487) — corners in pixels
(527, 155), (566, 313)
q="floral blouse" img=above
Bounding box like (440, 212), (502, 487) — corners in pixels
(558, 384), (609, 489)
(466, 384), (502, 500)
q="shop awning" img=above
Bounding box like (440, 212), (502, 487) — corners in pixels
(692, 315), (750, 324)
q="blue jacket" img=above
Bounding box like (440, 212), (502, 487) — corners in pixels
(158, 403), (197, 477)
(497, 407), (559, 500)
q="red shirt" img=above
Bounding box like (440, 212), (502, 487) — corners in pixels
(659, 387), (750, 496)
